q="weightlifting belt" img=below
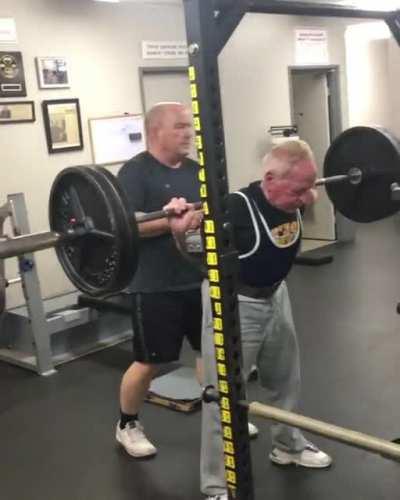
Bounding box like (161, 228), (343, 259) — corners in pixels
(237, 281), (281, 299)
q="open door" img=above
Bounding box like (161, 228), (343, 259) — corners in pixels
(290, 66), (341, 242)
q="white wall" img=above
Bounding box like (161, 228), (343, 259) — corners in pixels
(388, 37), (400, 138)
(219, 14), (353, 191)
(2, 3), (397, 308)
(0, 0), (187, 307)
(345, 22), (392, 129)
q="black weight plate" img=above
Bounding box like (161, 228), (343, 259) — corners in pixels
(49, 166), (138, 296)
(324, 126), (400, 223)
(93, 166), (140, 281)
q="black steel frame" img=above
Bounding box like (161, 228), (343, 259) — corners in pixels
(182, 1), (400, 499)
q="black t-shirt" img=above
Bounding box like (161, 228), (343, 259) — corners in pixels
(118, 151), (203, 292)
(227, 181), (301, 287)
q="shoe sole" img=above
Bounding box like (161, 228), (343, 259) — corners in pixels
(270, 455), (332, 469)
(116, 433), (157, 458)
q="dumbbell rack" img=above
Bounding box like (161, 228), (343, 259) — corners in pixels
(0, 193), (132, 375)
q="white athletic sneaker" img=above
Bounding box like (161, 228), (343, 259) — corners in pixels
(248, 422), (259, 438)
(270, 443), (332, 468)
(206, 494), (228, 500)
(116, 420), (157, 458)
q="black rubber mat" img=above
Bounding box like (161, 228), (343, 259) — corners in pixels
(1, 216), (400, 500)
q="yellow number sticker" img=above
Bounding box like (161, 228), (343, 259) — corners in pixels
(219, 380), (229, 394)
(209, 285), (221, 299)
(204, 220), (215, 234)
(208, 269), (219, 283)
(221, 410), (231, 424)
(188, 66), (196, 81)
(214, 332), (224, 346)
(217, 363), (227, 376)
(190, 83), (198, 99)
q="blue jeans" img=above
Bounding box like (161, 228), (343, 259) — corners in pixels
(200, 280), (307, 496)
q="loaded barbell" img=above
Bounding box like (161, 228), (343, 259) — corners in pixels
(0, 125), (399, 309)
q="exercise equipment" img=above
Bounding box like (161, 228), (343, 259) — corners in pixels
(0, 192), (135, 375)
(0, 165), (200, 305)
(0, 126), (400, 313)
(324, 126), (400, 223)
(146, 366), (202, 413)
(203, 387), (400, 462)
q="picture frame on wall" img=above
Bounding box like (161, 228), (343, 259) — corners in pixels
(42, 98), (83, 154)
(36, 56), (69, 89)
(0, 51), (27, 97)
(0, 101), (35, 124)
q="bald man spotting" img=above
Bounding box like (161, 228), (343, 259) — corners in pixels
(115, 103), (203, 458)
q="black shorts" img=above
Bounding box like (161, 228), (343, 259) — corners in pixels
(131, 289), (202, 363)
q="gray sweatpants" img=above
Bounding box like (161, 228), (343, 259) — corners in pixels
(200, 280), (308, 496)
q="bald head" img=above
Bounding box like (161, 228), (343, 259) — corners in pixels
(145, 102), (194, 166)
(145, 102), (177, 133)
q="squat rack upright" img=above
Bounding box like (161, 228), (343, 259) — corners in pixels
(181, 1), (400, 499)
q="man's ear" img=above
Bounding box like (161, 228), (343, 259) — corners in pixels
(264, 171), (274, 182)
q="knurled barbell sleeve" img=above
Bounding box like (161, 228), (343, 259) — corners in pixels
(0, 231), (63, 259)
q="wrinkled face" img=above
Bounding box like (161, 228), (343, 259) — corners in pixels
(156, 107), (194, 158)
(265, 160), (318, 212)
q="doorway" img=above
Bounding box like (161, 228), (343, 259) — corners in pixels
(289, 65), (342, 242)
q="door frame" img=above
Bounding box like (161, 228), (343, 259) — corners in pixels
(138, 66), (188, 112)
(288, 65), (342, 143)
(288, 65), (348, 242)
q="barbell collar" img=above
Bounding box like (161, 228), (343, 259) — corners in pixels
(315, 174), (350, 186)
(203, 385), (221, 404)
(246, 401), (400, 462)
(315, 167), (362, 187)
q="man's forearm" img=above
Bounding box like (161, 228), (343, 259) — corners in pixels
(137, 217), (170, 238)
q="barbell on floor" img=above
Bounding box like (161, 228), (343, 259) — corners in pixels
(0, 126), (399, 307)
(203, 387), (400, 462)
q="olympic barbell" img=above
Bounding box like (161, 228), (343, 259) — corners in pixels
(203, 386), (400, 463)
(0, 125), (399, 309)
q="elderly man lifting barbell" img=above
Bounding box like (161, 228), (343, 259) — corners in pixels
(165, 139), (332, 500)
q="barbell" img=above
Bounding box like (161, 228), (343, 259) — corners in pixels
(0, 125), (399, 310)
(203, 387), (400, 463)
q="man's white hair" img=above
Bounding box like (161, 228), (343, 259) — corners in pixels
(263, 140), (315, 178)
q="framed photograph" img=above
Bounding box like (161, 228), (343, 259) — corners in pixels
(36, 56), (69, 89)
(0, 51), (26, 97)
(0, 101), (35, 124)
(42, 98), (83, 154)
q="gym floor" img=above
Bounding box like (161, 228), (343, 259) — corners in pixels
(1, 216), (400, 500)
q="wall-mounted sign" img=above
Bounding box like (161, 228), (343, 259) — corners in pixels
(295, 28), (329, 65)
(0, 51), (26, 97)
(0, 18), (17, 44)
(142, 41), (188, 60)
